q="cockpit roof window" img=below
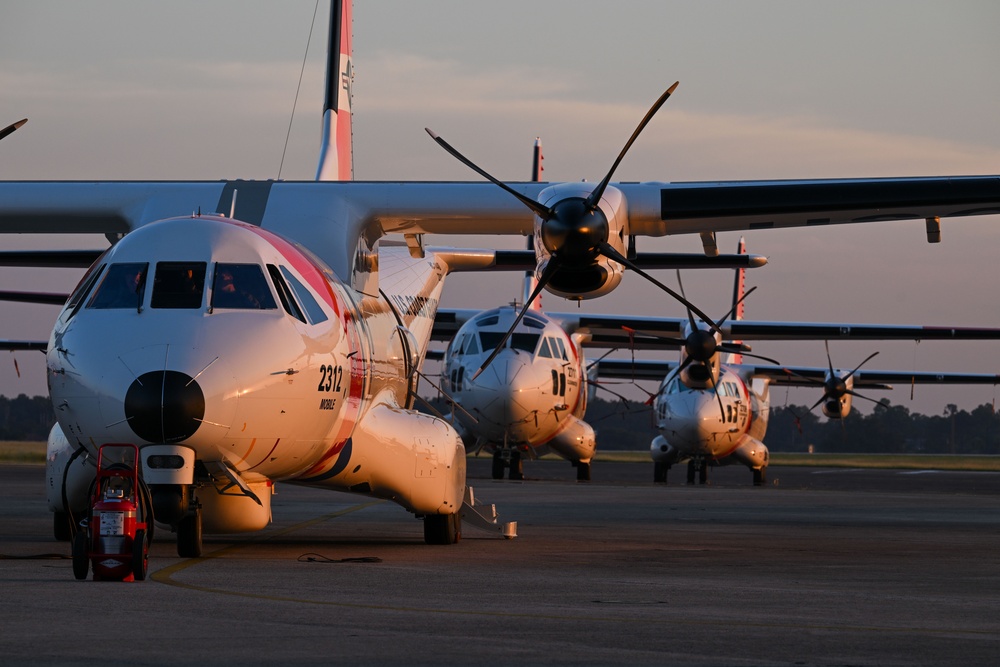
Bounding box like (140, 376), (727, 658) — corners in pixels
(523, 316), (545, 329)
(475, 315), (499, 327)
(88, 263), (147, 310)
(211, 263), (277, 311)
(279, 266), (328, 324)
(151, 262), (205, 309)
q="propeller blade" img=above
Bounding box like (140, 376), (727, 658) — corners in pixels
(824, 340), (835, 376)
(808, 393), (831, 413)
(706, 371), (727, 423)
(846, 389), (889, 409)
(715, 285), (757, 329)
(844, 351), (879, 381)
(675, 269), (698, 333)
(584, 83), (679, 210)
(472, 259), (561, 380)
(0, 118), (27, 142)
(598, 242), (721, 335)
(425, 128), (552, 218)
(730, 350), (782, 366)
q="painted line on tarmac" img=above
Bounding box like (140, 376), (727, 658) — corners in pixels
(151, 500), (384, 589)
(148, 503), (996, 638)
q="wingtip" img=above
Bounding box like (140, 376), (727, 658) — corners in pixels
(424, 127), (438, 140)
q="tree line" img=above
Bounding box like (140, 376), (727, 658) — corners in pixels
(2, 392), (997, 454)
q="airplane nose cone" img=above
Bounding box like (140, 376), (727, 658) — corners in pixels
(125, 370), (205, 443)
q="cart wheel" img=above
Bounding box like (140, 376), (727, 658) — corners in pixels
(132, 529), (148, 581)
(72, 531), (89, 580)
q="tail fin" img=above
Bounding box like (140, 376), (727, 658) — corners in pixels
(524, 138), (544, 310)
(315, 0), (353, 181)
(727, 237), (747, 364)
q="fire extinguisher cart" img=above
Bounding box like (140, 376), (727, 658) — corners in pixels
(72, 443), (150, 581)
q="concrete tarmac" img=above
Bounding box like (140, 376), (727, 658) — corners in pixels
(1, 459), (998, 666)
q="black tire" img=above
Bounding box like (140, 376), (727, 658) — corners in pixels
(508, 451), (523, 481)
(72, 531), (89, 580)
(491, 452), (505, 480)
(53, 511), (73, 542)
(177, 508), (202, 558)
(423, 513), (461, 545)
(576, 461), (591, 482)
(753, 468), (766, 487)
(699, 463), (708, 485)
(653, 462), (668, 484)
(686, 460), (696, 484)
(132, 529), (148, 581)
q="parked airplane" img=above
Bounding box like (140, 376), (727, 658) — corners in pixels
(590, 256), (1000, 485)
(432, 249), (1000, 485)
(3, 2), (1000, 553)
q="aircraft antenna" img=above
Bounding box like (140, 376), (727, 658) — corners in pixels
(278, 0), (322, 180)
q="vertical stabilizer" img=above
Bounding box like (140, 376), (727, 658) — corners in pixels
(727, 237), (747, 364)
(524, 138), (544, 310)
(315, 0), (353, 181)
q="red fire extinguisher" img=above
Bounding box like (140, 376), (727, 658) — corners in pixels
(72, 443), (151, 582)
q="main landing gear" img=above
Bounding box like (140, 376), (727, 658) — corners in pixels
(424, 512), (461, 544)
(753, 467), (767, 487)
(491, 448), (523, 480)
(571, 460), (591, 482)
(686, 459), (708, 485)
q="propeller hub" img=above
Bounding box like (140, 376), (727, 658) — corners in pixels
(685, 329), (718, 363)
(540, 198), (609, 262)
(826, 377), (848, 398)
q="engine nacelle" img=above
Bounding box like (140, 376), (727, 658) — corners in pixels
(45, 423), (94, 515)
(546, 416), (596, 463)
(532, 183), (628, 300)
(822, 394), (852, 420)
(678, 355), (721, 390)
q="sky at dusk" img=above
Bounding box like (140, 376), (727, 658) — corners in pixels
(2, 1), (999, 417)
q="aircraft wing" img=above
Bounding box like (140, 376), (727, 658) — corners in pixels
(0, 341), (47, 352)
(591, 359), (674, 381)
(546, 313), (1000, 349)
(745, 364), (1000, 389)
(1, 176), (999, 238)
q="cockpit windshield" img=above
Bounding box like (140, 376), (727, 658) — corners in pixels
(211, 263), (277, 310)
(151, 262), (206, 309)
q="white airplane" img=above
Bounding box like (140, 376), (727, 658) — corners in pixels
(589, 255), (1000, 485)
(3, 2), (1000, 554)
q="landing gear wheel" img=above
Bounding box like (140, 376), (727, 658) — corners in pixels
(699, 463), (708, 485)
(508, 451), (523, 481)
(53, 511), (73, 542)
(423, 513), (461, 545)
(686, 460), (696, 485)
(177, 507), (202, 558)
(72, 531), (89, 580)
(132, 528), (148, 581)
(576, 461), (591, 482)
(753, 468), (766, 487)
(491, 451), (505, 480)
(653, 462), (668, 484)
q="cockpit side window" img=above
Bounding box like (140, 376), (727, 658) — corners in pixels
(538, 338), (554, 358)
(151, 262), (205, 309)
(64, 263), (106, 322)
(279, 266), (329, 324)
(266, 265), (306, 323)
(211, 263), (277, 311)
(88, 263), (148, 310)
(554, 337), (568, 360)
(463, 334), (480, 355)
